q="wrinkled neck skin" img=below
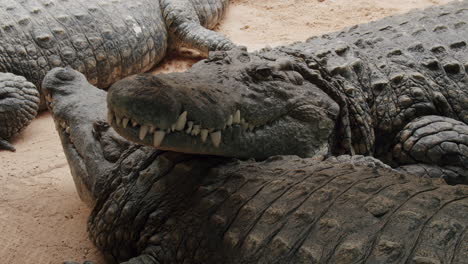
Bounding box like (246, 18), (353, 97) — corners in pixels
(108, 48), (341, 159)
(42, 67), (135, 206)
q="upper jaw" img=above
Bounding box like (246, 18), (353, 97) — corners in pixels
(107, 72), (245, 131)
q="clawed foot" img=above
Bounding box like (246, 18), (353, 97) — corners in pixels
(392, 115), (468, 184)
(0, 138), (15, 152)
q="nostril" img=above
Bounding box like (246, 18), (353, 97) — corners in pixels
(55, 68), (75, 81)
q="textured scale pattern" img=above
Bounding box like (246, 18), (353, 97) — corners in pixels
(0, 0), (232, 150)
(393, 116), (468, 179)
(284, 1), (468, 159)
(0, 72), (39, 149)
(38, 1), (468, 263)
(107, 1), (468, 183)
(41, 67), (468, 263)
(0, 0), (167, 92)
(86, 153), (468, 264)
(161, 0), (232, 51)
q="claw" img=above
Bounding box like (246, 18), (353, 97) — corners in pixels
(0, 138), (16, 152)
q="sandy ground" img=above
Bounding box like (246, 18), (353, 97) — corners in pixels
(0, 0), (455, 263)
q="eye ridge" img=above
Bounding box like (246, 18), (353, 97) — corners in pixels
(254, 66), (273, 79)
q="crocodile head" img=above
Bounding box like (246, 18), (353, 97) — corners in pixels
(42, 67), (132, 207)
(42, 67), (229, 262)
(108, 47), (340, 159)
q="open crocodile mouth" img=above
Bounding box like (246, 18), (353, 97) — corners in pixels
(107, 108), (264, 149)
(107, 100), (335, 159)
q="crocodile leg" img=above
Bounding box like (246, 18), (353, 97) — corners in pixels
(391, 115), (468, 184)
(0, 72), (40, 151)
(161, 0), (234, 52)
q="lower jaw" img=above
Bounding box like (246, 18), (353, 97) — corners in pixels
(109, 113), (332, 159)
(112, 123), (242, 157)
(57, 129), (96, 206)
(112, 123), (327, 159)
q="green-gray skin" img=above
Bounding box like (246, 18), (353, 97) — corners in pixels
(0, 0), (233, 151)
(43, 67), (468, 264)
(0, 72), (39, 151)
(108, 0), (468, 185)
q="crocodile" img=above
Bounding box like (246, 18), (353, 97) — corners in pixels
(0, 0), (233, 151)
(43, 66), (468, 264)
(107, 0), (468, 185)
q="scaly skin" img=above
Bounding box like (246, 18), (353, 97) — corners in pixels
(0, 72), (39, 151)
(43, 67), (468, 264)
(108, 0), (468, 184)
(0, 0), (233, 151)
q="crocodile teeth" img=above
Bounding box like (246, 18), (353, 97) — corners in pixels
(139, 125), (149, 140)
(132, 120), (138, 127)
(248, 124), (255, 131)
(175, 111), (187, 131)
(192, 125), (200, 136)
(107, 112), (114, 124)
(149, 126), (155, 133)
(200, 129), (208, 143)
(45, 94), (52, 103)
(116, 116), (122, 126)
(171, 124), (176, 132)
(233, 110), (241, 124)
(210, 131), (221, 147)
(60, 121), (66, 128)
(185, 121), (194, 134)
(65, 126), (70, 134)
(153, 131), (165, 147)
(122, 118), (129, 128)
(226, 115), (233, 126)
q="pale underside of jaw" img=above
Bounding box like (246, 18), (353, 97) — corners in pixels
(108, 108), (264, 149)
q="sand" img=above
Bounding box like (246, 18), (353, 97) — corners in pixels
(0, 0), (454, 263)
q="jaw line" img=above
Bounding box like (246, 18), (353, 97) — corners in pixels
(54, 115), (96, 207)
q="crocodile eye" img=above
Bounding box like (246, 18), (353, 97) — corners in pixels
(254, 65), (272, 79)
(207, 50), (228, 63)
